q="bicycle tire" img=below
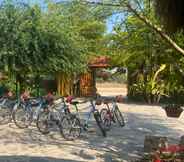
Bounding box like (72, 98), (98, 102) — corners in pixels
(12, 106), (33, 129)
(36, 111), (50, 134)
(93, 111), (107, 137)
(100, 108), (111, 131)
(0, 107), (12, 125)
(60, 115), (81, 140)
(114, 106), (125, 127)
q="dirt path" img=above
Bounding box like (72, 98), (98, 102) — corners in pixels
(0, 84), (184, 162)
(96, 83), (127, 96)
(1, 104), (184, 162)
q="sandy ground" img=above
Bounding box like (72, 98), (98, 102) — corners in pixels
(0, 83), (184, 162)
(96, 83), (127, 96)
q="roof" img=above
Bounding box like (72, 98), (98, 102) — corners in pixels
(88, 56), (110, 68)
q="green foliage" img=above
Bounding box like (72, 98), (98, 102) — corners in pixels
(131, 64), (167, 103)
(105, 0), (184, 103)
(0, 1), (85, 75)
(0, 0), (110, 95)
(0, 0), (108, 78)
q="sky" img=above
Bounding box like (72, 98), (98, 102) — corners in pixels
(0, 0), (124, 33)
(107, 13), (124, 33)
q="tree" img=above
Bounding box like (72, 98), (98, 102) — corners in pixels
(0, 0), (110, 94)
(104, 0), (184, 103)
(54, 1), (111, 57)
(0, 1), (87, 76)
(81, 0), (184, 56)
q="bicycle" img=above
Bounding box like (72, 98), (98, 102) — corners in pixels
(0, 96), (16, 124)
(100, 98), (125, 130)
(12, 97), (47, 129)
(62, 97), (107, 140)
(36, 96), (74, 139)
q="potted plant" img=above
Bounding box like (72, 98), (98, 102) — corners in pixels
(163, 104), (183, 118)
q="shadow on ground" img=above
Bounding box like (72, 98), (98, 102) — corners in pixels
(0, 155), (81, 162)
(0, 106), (184, 162)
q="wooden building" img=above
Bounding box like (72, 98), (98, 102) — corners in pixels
(0, 57), (110, 97)
(57, 56), (110, 97)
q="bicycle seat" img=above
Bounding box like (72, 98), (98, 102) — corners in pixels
(70, 101), (80, 105)
(31, 100), (40, 107)
(103, 100), (111, 104)
(95, 99), (102, 105)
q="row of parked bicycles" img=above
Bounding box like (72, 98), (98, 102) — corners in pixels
(0, 92), (125, 140)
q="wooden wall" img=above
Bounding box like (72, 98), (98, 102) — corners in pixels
(80, 70), (96, 97)
(57, 73), (73, 96)
(57, 70), (96, 97)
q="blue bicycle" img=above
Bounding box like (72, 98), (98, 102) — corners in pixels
(12, 97), (47, 129)
(60, 98), (107, 140)
(0, 97), (16, 124)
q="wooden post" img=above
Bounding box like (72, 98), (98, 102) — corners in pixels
(92, 68), (97, 96)
(15, 80), (18, 98)
(57, 73), (61, 96)
(57, 73), (73, 96)
(35, 75), (40, 97)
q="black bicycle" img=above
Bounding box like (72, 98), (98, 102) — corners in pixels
(36, 97), (75, 140)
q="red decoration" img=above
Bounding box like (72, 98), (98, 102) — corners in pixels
(159, 145), (184, 153)
(45, 92), (54, 105)
(66, 96), (74, 103)
(153, 145), (184, 161)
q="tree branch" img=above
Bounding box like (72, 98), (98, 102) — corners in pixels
(83, 0), (184, 56)
(81, 0), (122, 7)
(125, 3), (184, 56)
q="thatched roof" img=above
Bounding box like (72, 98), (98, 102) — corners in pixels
(88, 56), (110, 68)
(155, 0), (184, 32)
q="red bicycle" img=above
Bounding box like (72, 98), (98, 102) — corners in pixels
(100, 99), (125, 131)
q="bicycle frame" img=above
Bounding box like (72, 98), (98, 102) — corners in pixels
(14, 98), (45, 120)
(73, 100), (97, 128)
(2, 98), (17, 111)
(32, 99), (45, 120)
(0, 98), (7, 108)
(106, 101), (118, 112)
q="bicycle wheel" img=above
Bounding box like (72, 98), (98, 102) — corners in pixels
(100, 108), (111, 131)
(0, 107), (12, 125)
(114, 106), (125, 127)
(60, 115), (81, 140)
(93, 111), (107, 137)
(36, 111), (50, 134)
(12, 106), (33, 129)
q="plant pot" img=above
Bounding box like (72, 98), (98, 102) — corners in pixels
(164, 105), (183, 118)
